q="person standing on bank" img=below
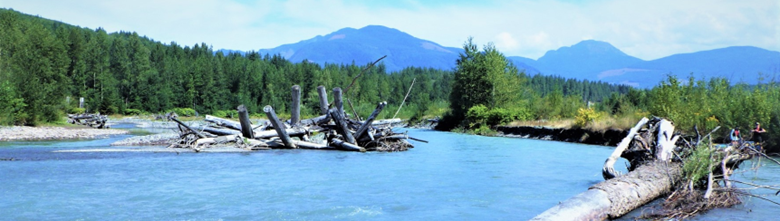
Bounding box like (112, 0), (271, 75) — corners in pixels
(730, 127), (741, 146)
(751, 122), (767, 143)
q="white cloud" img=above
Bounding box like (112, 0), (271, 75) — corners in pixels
(2, 0), (777, 60)
(495, 32), (519, 50)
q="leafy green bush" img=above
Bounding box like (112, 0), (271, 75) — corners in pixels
(70, 107), (86, 114)
(682, 143), (714, 188)
(574, 108), (602, 128)
(487, 108), (514, 125)
(170, 108), (197, 117)
(212, 110), (238, 118)
(124, 108), (144, 116)
(466, 105), (489, 122)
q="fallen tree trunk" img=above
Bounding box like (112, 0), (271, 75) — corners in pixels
(532, 161), (683, 220)
(204, 115), (242, 131)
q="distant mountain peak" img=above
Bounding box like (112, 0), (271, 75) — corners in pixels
(256, 25), (463, 72)
(541, 40), (633, 59)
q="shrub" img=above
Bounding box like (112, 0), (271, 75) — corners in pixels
(124, 108), (144, 116)
(170, 108), (197, 117)
(574, 107), (602, 128)
(683, 143), (715, 188)
(212, 110), (238, 118)
(70, 107), (86, 114)
(487, 108), (514, 125)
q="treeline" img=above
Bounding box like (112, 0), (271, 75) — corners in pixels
(0, 8), (628, 126)
(442, 38), (780, 152)
(601, 75), (780, 149)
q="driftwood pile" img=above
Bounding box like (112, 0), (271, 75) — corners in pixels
(67, 113), (109, 128)
(168, 85), (424, 152)
(532, 117), (769, 220)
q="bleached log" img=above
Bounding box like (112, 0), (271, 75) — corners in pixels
(171, 117), (206, 138)
(204, 115), (242, 131)
(254, 127), (309, 139)
(603, 117), (649, 180)
(293, 140), (332, 149)
(355, 101), (387, 140)
(291, 85), (301, 126)
(263, 105), (296, 148)
(370, 118), (403, 126)
(331, 138), (365, 152)
(333, 87), (344, 116)
(656, 119), (679, 161)
(298, 115), (329, 126)
(329, 108), (356, 144)
(317, 85), (329, 115)
(193, 135), (240, 147)
(237, 105), (255, 139)
(532, 162), (683, 221)
(202, 127), (240, 136)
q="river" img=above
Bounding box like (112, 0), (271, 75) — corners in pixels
(1, 128), (777, 220)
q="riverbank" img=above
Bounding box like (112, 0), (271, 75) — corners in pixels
(0, 126), (129, 141)
(495, 126), (628, 146)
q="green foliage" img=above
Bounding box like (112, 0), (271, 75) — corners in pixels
(464, 105), (521, 129)
(0, 80), (28, 125)
(471, 125), (498, 136)
(448, 38), (523, 124)
(574, 108), (603, 128)
(123, 108), (144, 116)
(169, 108), (197, 117)
(212, 110), (238, 118)
(70, 107), (86, 114)
(682, 143), (715, 188)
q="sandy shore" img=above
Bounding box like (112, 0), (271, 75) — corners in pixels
(0, 126), (129, 141)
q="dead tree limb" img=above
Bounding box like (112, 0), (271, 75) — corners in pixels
(170, 117), (206, 138)
(263, 105), (296, 148)
(355, 101), (387, 140)
(317, 85), (329, 115)
(291, 85), (301, 126)
(237, 105), (255, 139)
(329, 108), (356, 144)
(393, 77), (415, 119)
(603, 117), (649, 180)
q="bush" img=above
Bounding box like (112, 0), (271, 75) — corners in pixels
(70, 107), (86, 114)
(124, 108), (144, 116)
(471, 124), (497, 136)
(466, 105), (490, 128)
(212, 110), (238, 118)
(574, 107), (602, 128)
(683, 143), (715, 188)
(487, 108), (514, 125)
(170, 108), (197, 117)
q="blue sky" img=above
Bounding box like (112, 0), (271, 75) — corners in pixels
(2, 0), (777, 60)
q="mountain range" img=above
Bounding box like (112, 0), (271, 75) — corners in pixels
(247, 25), (780, 88)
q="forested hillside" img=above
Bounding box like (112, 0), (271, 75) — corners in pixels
(0, 8), (629, 126)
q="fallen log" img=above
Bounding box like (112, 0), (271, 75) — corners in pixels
(603, 117), (649, 179)
(171, 117), (206, 138)
(355, 101), (387, 140)
(331, 138), (365, 152)
(167, 82), (422, 152)
(204, 115), (242, 131)
(532, 162), (682, 220)
(329, 108), (356, 144)
(264, 105), (296, 148)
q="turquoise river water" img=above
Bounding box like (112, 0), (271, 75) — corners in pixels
(1, 128), (778, 220)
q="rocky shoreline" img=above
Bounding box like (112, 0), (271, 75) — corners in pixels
(0, 126), (129, 141)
